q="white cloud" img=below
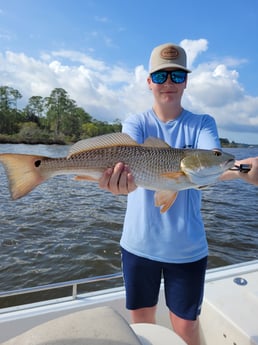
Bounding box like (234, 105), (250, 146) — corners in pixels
(183, 60), (258, 138)
(0, 40), (257, 144)
(186, 63), (244, 108)
(51, 50), (107, 70)
(181, 38), (208, 69)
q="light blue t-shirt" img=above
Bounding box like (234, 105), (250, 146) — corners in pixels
(120, 108), (220, 263)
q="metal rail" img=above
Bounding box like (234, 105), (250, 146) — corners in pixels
(0, 272), (123, 300)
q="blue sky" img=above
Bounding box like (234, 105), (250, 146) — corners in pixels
(0, 0), (258, 144)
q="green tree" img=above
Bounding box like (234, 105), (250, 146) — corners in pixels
(0, 86), (23, 134)
(112, 118), (122, 132)
(18, 122), (41, 139)
(61, 111), (81, 139)
(0, 86), (22, 111)
(67, 107), (93, 139)
(45, 88), (76, 136)
(23, 95), (46, 130)
(0, 85), (122, 142)
(75, 107), (92, 124)
(81, 122), (99, 137)
(25, 96), (45, 118)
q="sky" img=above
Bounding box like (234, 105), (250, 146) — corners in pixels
(0, 0), (258, 144)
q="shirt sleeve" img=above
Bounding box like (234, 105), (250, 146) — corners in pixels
(122, 114), (144, 143)
(197, 115), (221, 149)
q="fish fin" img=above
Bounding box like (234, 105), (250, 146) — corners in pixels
(68, 133), (137, 158)
(0, 153), (48, 200)
(198, 185), (209, 189)
(143, 137), (170, 148)
(154, 191), (178, 213)
(74, 175), (99, 182)
(160, 171), (185, 179)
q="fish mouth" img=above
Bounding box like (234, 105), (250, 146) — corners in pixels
(224, 158), (235, 169)
(186, 158), (236, 185)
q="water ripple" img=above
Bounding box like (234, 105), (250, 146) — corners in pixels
(0, 145), (257, 295)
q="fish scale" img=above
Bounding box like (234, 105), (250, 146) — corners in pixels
(68, 146), (182, 189)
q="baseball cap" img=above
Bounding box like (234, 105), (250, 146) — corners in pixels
(149, 43), (191, 74)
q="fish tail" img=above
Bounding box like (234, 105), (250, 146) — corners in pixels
(0, 153), (48, 200)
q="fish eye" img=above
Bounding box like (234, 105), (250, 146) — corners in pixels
(213, 149), (222, 157)
(34, 160), (41, 167)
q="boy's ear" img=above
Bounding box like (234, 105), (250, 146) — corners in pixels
(147, 76), (152, 89)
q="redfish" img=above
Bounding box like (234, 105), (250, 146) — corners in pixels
(0, 133), (235, 212)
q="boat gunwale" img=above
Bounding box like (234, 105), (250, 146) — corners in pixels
(0, 260), (258, 316)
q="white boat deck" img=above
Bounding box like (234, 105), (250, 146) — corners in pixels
(200, 260), (258, 345)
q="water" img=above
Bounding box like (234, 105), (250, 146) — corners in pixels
(0, 144), (257, 300)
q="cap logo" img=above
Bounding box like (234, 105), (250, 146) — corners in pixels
(160, 47), (179, 60)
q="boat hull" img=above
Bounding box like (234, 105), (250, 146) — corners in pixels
(0, 260), (258, 345)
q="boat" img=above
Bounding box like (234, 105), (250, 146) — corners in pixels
(0, 259), (257, 345)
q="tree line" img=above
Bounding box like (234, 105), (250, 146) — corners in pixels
(0, 86), (122, 144)
(0, 86), (251, 147)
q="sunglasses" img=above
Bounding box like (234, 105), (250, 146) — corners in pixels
(150, 70), (187, 84)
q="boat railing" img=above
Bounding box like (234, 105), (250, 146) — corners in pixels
(0, 272), (123, 312)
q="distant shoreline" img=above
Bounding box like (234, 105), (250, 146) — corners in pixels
(0, 138), (67, 145)
(0, 137), (257, 148)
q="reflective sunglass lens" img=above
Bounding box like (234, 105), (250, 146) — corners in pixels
(171, 71), (186, 83)
(151, 70), (187, 84)
(151, 71), (168, 84)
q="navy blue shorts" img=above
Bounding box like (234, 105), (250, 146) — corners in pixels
(121, 248), (207, 321)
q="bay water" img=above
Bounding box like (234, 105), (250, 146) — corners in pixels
(0, 144), (257, 304)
